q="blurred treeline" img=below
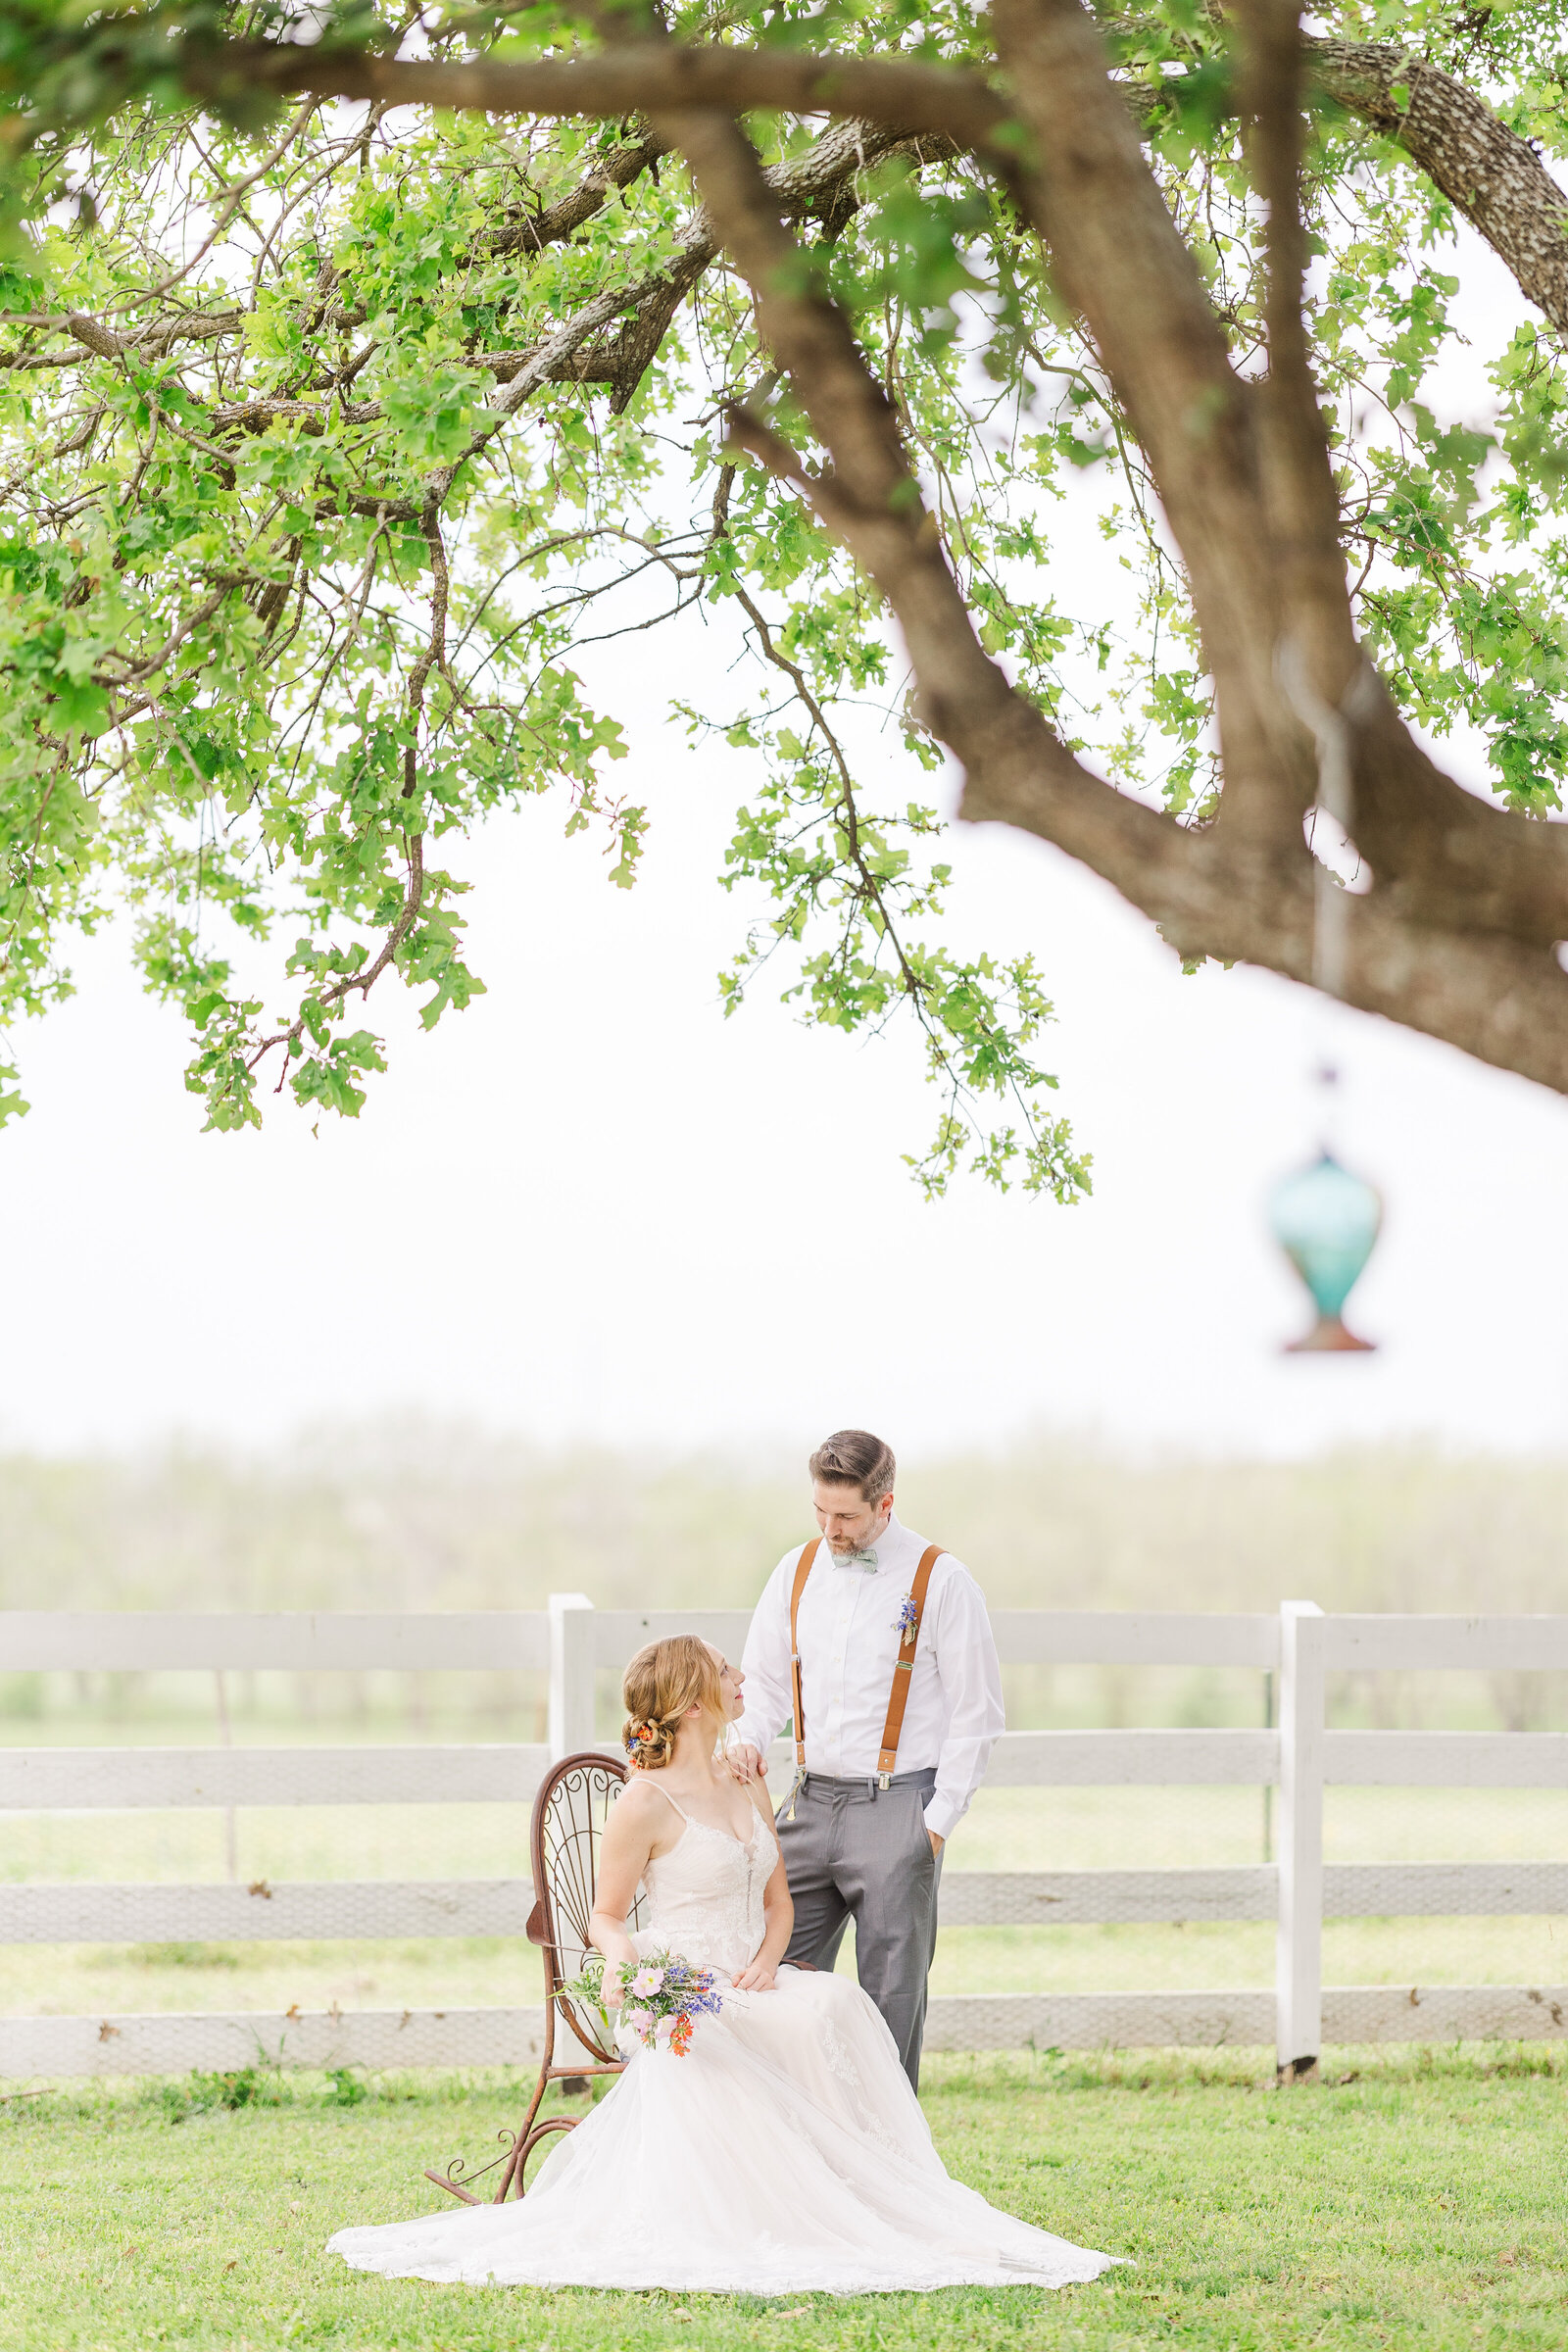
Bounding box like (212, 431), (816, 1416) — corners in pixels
(2, 1418), (1564, 1615)
(2, 1422), (1564, 1731)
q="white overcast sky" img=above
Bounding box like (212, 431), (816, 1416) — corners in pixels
(5, 228), (1566, 1466)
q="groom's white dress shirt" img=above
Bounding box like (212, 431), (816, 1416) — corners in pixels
(735, 1512), (1005, 1843)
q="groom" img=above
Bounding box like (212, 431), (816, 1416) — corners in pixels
(729, 1429), (1004, 2088)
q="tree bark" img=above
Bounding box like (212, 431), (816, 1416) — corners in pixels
(1311, 38), (1568, 341)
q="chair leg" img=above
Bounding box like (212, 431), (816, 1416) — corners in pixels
(422, 2168), (483, 2205)
(507, 2114), (578, 2197)
(492, 2064), (552, 2202)
(423, 2039), (555, 2204)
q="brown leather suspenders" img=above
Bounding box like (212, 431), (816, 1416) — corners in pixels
(788, 1537), (944, 1788)
(788, 1537), (821, 1771)
(876, 1544), (942, 1786)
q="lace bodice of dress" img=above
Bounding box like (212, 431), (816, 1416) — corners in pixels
(636, 1795), (774, 1982)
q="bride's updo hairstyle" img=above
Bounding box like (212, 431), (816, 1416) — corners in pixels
(621, 1635), (725, 1770)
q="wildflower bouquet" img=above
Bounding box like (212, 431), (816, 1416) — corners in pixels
(557, 1949), (724, 2057)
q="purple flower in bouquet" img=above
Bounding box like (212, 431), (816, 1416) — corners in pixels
(608, 1947), (725, 2058)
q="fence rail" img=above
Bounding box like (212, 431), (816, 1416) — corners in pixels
(6, 1858), (1564, 1946)
(6, 1729), (1562, 1810)
(3, 1599), (1565, 2081)
(0, 1611), (554, 1673)
(0, 1744), (551, 1810)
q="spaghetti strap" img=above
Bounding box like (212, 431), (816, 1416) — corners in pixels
(647, 1783), (691, 1825)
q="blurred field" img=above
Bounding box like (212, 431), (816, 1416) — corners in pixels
(2, 1426), (1563, 2024)
(2, 1416), (1566, 1619)
(4, 1423), (1567, 1741)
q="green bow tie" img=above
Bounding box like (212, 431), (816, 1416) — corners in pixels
(836, 1548), (879, 1572)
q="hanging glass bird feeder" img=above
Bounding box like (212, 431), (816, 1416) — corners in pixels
(1269, 1149), (1382, 1352)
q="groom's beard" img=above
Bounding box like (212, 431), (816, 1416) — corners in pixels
(826, 1517), (890, 1557)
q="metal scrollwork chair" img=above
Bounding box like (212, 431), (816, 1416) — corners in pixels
(424, 1749), (640, 2204)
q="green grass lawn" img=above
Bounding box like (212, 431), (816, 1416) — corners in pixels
(2, 2049), (1563, 2351)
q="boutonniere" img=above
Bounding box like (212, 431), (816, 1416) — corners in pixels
(894, 1592), (919, 1644)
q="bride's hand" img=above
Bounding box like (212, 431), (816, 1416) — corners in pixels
(599, 1961), (629, 2009)
(730, 1962), (776, 1992)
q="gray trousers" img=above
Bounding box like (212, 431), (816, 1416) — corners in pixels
(777, 1768), (942, 2090)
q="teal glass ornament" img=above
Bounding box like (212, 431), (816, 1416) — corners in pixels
(1269, 1150), (1382, 1352)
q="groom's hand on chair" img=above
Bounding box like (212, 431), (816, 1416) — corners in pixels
(724, 1742), (766, 1784)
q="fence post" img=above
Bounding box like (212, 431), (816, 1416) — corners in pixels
(1275, 1599), (1325, 2080)
(548, 1593), (596, 1759)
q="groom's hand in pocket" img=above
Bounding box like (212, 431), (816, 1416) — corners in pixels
(927, 1830), (945, 1859)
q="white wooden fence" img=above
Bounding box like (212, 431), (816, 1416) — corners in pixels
(2, 1598), (1564, 2080)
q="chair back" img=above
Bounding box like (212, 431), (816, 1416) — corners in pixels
(526, 1751), (644, 2064)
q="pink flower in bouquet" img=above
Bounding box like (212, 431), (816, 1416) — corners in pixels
(602, 1945), (723, 2057)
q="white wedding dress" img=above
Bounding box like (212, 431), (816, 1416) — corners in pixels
(327, 1795), (1115, 2296)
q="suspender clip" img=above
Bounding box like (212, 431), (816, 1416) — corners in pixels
(877, 1771), (891, 1791)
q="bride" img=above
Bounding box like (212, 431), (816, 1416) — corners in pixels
(327, 1634), (1116, 2297)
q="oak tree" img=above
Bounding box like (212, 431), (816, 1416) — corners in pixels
(2, 0), (1567, 1192)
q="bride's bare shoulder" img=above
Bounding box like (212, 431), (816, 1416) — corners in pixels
(611, 1776), (671, 1837)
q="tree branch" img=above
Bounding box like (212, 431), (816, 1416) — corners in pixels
(1103, 22), (1568, 340)
(660, 104), (1197, 935)
(1240, 0), (1357, 677)
(992, 0), (1305, 852)
(662, 65), (1568, 1089)
(97, 22), (1568, 353)
(196, 39), (1015, 157)
(975, 743), (1568, 1089)
(1226, 0), (1360, 857)
(1311, 38), (1568, 341)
